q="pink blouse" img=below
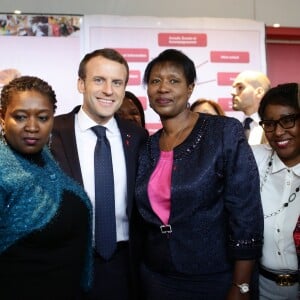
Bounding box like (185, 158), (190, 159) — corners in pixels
(147, 150), (173, 225)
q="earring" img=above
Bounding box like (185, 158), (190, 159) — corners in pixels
(0, 125), (6, 145)
(47, 133), (52, 149)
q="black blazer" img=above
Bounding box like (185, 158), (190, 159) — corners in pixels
(51, 105), (148, 220)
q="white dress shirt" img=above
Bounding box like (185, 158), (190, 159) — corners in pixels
(75, 107), (128, 242)
(252, 144), (300, 272)
(245, 112), (265, 145)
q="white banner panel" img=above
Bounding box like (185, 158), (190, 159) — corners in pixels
(0, 14), (266, 128)
(82, 15), (266, 133)
(0, 14), (82, 116)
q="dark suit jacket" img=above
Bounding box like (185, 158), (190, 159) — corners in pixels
(51, 106), (148, 299)
(51, 105), (148, 221)
(135, 114), (264, 276)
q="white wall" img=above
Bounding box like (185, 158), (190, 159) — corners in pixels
(1, 0), (300, 27)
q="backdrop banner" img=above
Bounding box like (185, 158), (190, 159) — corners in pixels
(82, 15), (266, 133)
(0, 14), (266, 131)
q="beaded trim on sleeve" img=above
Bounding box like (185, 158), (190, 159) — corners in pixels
(228, 236), (263, 249)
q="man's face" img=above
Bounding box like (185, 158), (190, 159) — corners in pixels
(231, 75), (256, 114)
(78, 56), (127, 124)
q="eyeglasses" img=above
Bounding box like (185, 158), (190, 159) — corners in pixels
(259, 113), (300, 132)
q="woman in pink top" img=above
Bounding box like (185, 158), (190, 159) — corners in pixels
(134, 49), (264, 300)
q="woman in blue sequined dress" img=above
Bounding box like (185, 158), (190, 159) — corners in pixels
(134, 49), (264, 300)
(0, 76), (92, 299)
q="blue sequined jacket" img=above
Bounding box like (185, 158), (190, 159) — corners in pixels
(0, 141), (93, 291)
(135, 114), (264, 275)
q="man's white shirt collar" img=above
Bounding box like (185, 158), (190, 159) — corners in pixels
(243, 112), (260, 125)
(77, 106), (118, 135)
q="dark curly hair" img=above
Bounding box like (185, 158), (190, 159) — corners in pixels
(258, 82), (300, 119)
(0, 76), (57, 115)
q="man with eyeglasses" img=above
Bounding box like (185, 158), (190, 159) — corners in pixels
(251, 83), (300, 300)
(231, 70), (271, 144)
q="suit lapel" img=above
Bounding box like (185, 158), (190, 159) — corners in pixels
(53, 106), (84, 185)
(62, 117), (83, 185)
(116, 116), (138, 218)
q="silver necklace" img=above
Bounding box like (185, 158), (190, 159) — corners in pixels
(161, 125), (186, 151)
(261, 151), (300, 219)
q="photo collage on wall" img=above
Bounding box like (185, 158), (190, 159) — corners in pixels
(0, 14), (81, 37)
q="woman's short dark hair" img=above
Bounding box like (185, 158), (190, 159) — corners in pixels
(258, 82), (300, 119)
(143, 49), (197, 86)
(0, 76), (57, 115)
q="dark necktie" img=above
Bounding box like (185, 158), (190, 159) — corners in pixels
(92, 125), (116, 260)
(243, 117), (253, 140)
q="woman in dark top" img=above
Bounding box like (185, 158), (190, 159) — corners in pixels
(134, 49), (264, 299)
(0, 76), (92, 299)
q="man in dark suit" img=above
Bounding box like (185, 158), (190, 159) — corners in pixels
(51, 48), (148, 300)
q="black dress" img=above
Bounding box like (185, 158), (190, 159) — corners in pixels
(0, 153), (90, 300)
